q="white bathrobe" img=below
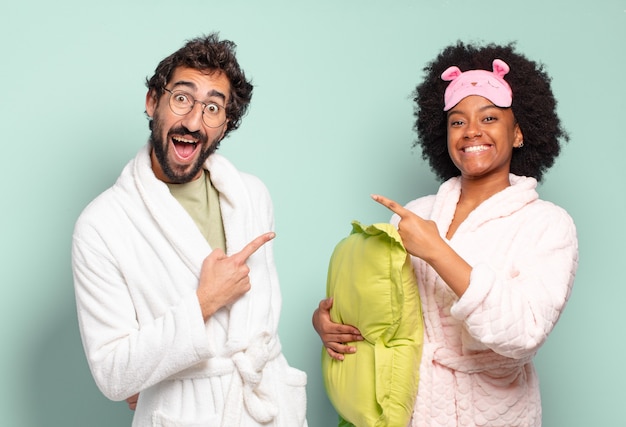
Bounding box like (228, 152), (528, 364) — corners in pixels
(72, 145), (307, 426)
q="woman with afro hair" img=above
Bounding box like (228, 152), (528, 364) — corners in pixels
(313, 41), (578, 426)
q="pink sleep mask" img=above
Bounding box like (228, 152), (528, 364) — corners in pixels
(441, 59), (513, 111)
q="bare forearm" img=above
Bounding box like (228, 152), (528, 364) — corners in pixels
(425, 243), (472, 297)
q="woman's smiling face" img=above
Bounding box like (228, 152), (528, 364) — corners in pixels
(446, 95), (523, 182)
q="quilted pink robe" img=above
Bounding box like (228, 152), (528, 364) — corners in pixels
(393, 175), (578, 427)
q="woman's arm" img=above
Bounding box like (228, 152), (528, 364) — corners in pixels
(312, 298), (363, 361)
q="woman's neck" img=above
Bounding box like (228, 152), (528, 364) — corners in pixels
(459, 174), (511, 208)
(446, 174), (511, 240)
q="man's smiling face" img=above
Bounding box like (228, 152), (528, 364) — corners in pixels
(145, 66), (231, 183)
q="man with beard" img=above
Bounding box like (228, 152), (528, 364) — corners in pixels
(72, 33), (308, 426)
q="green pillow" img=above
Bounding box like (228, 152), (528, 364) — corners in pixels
(322, 221), (423, 427)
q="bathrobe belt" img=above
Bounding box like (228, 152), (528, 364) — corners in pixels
(422, 343), (535, 425)
(426, 343), (533, 374)
(169, 332), (282, 425)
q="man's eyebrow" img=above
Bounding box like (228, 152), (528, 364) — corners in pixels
(171, 80), (227, 103)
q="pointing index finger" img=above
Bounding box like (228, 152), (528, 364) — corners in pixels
(234, 232), (276, 262)
(371, 194), (410, 218)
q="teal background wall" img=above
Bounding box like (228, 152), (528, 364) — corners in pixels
(2, 1), (624, 425)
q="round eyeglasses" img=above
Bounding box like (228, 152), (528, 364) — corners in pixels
(163, 88), (227, 128)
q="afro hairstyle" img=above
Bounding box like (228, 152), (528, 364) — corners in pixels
(413, 41), (569, 182)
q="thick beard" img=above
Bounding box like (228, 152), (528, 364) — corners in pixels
(149, 114), (219, 184)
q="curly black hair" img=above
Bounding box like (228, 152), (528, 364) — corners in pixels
(146, 33), (253, 138)
(413, 41), (568, 182)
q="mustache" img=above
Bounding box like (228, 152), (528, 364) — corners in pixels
(168, 126), (208, 145)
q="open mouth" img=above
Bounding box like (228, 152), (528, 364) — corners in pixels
(172, 136), (199, 159)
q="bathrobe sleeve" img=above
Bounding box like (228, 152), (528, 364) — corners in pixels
(72, 207), (212, 402)
(450, 203), (579, 360)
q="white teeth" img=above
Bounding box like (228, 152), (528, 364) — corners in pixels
(173, 136), (196, 144)
(464, 145), (489, 153)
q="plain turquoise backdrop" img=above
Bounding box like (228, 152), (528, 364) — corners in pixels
(2, 1), (624, 426)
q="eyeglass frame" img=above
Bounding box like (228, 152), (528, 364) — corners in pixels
(162, 87), (228, 128)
